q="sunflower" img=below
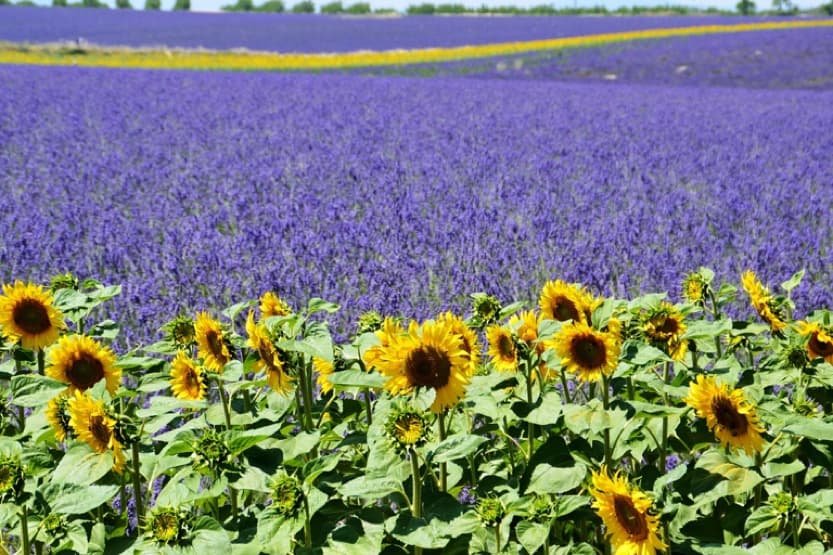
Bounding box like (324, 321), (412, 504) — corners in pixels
(682, 272), (707, 304)
(246, 311), (293, 395)
(195, 312), (230, 373)
(797, 321), (833, 364)
(549, 321), (621, 382)
(387, 408), (430, 448)
(46, 335), (120, 395)
(741, 271), (787, 333)
(363, 317), (405, 370)
(539, 280), (594, 324)
(260, 291), (292, 318)
(67, 391), (126, 473)
(438, 311), (480, 375)
(313, 356), (335, 395)
(169, 351), (206, 401)
(372, 319), (470, 413)
(642, 302), (688, 362)
(683, 374), (766, 455)
(486, 325), (518, 372)
(0, 281), (66, 350)
(46, 391), (73, 442)
(509, 310), (555, 380)
(590, 466), (666, 555)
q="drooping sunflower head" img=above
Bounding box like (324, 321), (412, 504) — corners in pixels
(164, 315), (196, 347)
(46, 391), (74, 442)
(590, 466), (666, 555)
(539, 280), (593, 324)
(375, 319), (470, 413)
(683, 374), (766, 455)
(438, 311), (480, 375)
(386, 406), (430, 449)
(681, 272), (708, 304)
(246, 312), (294, 395)
(194, 312), (230, 373)
(0, 455), (25, 503)
(741, 271), (787, 332)
(270, 474), (304, 517)
(486, 324), (518, 372)
(260, 291), (292, 319)
(67, 391), (125, 473)
(470, 292), (502, 329)
(509, 310), (542, 345)
(46, 335), (120, 395)
(0, 281), (66, 350)
(49, 272), (80, 293)
(170, 351), (206, 401)
(797, 320), (833, 364)
(642, 302), (688, 362)
(549, 321), (621, 382)
(313, 356), (335, 395)
(149, 506), (188, 545)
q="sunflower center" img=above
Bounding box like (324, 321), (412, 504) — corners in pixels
(152, 513), (180, 543)
(613, 494), (649, 541)
(186, 368), (200, 389)
(405, 345), (451, 389)
(553, 298), (580, 322)
(206, 331), (224, 356)
(498, 334), (515, 359)
(712, 396), (748, 437)
(89, 414), (112, 448)
(809, 333), (833, 357)
(571, 334), (607, 368)
(67, 354), (105, 390)
(12, 299), (52, 335)
(655, 315), (679, 337)
(394, 415), (424, 445)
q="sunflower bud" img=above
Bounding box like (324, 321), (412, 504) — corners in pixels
(681, 272), (708, 305)
(386, 407), (430, 451)
(192, 430), (235, 474)
(270, 474), (304, 517)
(356, 311), (384, 335)
(0, 455), (25, 503)
(529, 494), (555, 523)
(148, 506), (190, 545)
(470, 293), (502, 329)
(164, 315), (196, 347)
(42, 513), (68, 539)
(475, 496), (504, 526)
(49, 272), (80, 293)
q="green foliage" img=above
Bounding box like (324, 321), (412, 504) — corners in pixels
(115, 0), (132, 8)
(406, 2), (435, 13)
(320, 0), (342, 12)
(144, 0), (161, 9)
(222, 0), (254, 10)
(256, 0), (284, 10)
(737, 0), (756, 13)
(290, 0), (314, 11)
(344, 1), (369, 13)
(52, 0), (68, 7)
(173, 0), (189, 10)
(435, 2), (465, 13)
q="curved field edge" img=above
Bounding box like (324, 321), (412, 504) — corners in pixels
(0, 19), (831, 71)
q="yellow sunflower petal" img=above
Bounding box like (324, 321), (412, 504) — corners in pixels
(548, 321), (620, 382)
(0, 281), (66, 350)
(539, 280), (594, 324)
(195, 312), (230, 372)
(46, 335), (120, 395)
(170, 351), (206, 401)
(67, 391), (125, 474)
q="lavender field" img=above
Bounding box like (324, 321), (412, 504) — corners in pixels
(2, 58), (832, 348)
(0, 6), (780, 52)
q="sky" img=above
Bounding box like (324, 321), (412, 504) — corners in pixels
(29, 0), (824, 13)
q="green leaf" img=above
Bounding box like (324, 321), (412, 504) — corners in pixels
(10, 374), (67, 407)
(525, 391), (564, 425)
(326, 369), (386, 389)
(430, 434), (487, 464)
(387, 513), (452, 549)
(46, 483), (119, 515)
(303, 453), (340, 486)
(526, 464), (585, 494)
(780, 269), (805, 294)
(627, 343), (672, 366)
(783, 416), (833, 441)
(306, 298), (340, 314)
(338, 475), (401, 501)
(226, 423), (282, 455)
(695, 449), (763, 498)
(744, 505), (780, 536)
(682, 319), (732, 341)
(272, 431), (321, 462)
(51, 445), (114, 485)
(516, 521), (549, 554)
(761, 460), (805, 479)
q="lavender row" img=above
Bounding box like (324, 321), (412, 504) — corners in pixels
(469, 26), (833, 89)
(0, 6), (785, 52)
(1, 64), (832, 347)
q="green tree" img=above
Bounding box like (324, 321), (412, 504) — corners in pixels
(173, 0), (190, 9)
(406, 2), (435, 13)
(53, 0), (69, 6)
(116, 0), (133, 7)
(256, 0), (284, 10)
(144, 0), (161, 8)
(824, 1), (833, 15)
(291, 0), (314, 11)
(736, 0), (756, 13)
(320, 0), (342, 12)
(345, 1), (369, 12)
(222, 0), (254, 10)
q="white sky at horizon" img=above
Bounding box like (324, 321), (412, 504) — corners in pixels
(25, 0), (825, 13)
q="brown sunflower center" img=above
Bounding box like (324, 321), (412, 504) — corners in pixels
(498, 334), (515, 359)
(654, 315), (679, 337)
(89, 414), (112, 448)
(12, 299), (52, 335)
(186, 368), (200, 389)
(712, 396), (749, 437)
(570, 334), (607, 369)
(206, 331), (224, 357)
(67, 354), (105, 390)
(405, 345), (451, 389)
(809, 333), (833, 357)
(613, 494), (649, 541)
(553, 298), (580, 322)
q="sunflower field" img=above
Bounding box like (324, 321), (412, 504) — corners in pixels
(3, 7), (833, 555)
(1, 266), (833, 554)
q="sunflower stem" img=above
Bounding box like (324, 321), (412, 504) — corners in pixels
(438, 411), (447, 492)
(119, 479), (127, 521)
(229, 486), (239, 525)
(36, 349), (45, 376)
(494, 524), (501, 552)
(362, 387), (373, 426)
(19, 504), (30, 555)
(601, 374), (611, 468)
(216, 378), (232, 430)
(659, 362), (672, 473)
(627, 376), (635, 401)
(409, 446), (423, 519)
(131, 442), (145, 526)
(303, 494), (312, 549)
(559, 368), (572, 404)
(526, 369), (535, 461)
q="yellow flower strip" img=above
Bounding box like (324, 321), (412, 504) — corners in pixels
(1, 19), (832, 71)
